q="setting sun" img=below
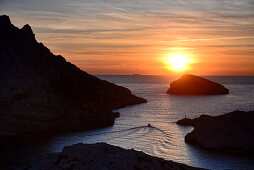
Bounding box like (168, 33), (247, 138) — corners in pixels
(164, 53), (192, 72)
(2, 1), (254, 169)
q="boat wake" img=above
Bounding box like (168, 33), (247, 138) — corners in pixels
(83, 125), (172, 137)
(80, 125), (175, 158)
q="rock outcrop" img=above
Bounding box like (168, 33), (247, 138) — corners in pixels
(0, 15), (147, 135)
(177, 110), (254, 156)
(167, 74), (229, 95)
(25, 143), (204, 170)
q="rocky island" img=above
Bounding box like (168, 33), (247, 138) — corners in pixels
(0, 15), (147, 135)
(24, 142), (205, 170)
(177, 110), (254, 156)
(167, 74), (229, 95)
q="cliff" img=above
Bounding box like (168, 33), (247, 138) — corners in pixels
(0, 15), (147, 135)
(177, 110), (254, 156)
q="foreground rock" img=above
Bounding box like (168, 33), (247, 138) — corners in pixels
(0, 15), (147, 135)
(167, 74), (229, 95)
(177, 110), (254, 156)
(25, 143), (204, 170)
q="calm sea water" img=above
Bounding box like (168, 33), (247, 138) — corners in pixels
(5, 76), (254, 169)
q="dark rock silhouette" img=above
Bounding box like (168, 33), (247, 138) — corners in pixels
(177, 110), (254, 156)
(176, 115), (212, 127)
(167, 74), (229, 95)
(0, 15), (147, 135)
(24, 143), (205, 170)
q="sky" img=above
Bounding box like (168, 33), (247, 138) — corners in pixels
(1, 0), (254, 75)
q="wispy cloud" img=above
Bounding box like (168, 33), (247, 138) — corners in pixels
(1, 0), (254, 75)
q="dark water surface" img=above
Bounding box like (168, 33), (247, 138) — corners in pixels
(3, 76), (254, 169)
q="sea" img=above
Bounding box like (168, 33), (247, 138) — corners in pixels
(3, 75), (254, 169)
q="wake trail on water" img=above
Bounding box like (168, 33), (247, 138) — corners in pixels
(83, 125), (172, 138)
(81, 125), (176, 158)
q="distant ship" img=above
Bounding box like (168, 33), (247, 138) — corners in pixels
(132, 74), (142, 76)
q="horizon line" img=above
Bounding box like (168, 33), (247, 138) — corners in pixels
(93, 74), (254, 77)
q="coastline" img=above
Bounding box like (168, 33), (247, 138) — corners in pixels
(177, 110), (254, 156)
(24, 142), (205, 170)
(1, 76), (254, 169)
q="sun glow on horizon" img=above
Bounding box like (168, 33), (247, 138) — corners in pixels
(164, 53), (192, 72)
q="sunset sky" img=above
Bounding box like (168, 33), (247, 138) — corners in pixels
(1, 0), (254, 75)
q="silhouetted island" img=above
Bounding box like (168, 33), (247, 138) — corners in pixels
(24, 143), (205, 170)
(177, 110), (254, 156)
(167, 74), (229, 95)
(0, 15), (147, 135)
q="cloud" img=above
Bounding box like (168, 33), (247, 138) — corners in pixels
(1, 0), (254, 75)
(34, 26), (152, 34)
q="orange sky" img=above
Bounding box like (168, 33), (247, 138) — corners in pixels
(1, 0), (254, 75)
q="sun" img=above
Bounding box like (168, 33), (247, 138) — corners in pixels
(165, 53), (191, 71)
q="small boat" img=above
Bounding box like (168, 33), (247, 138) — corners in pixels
(148, 123), (151, 127)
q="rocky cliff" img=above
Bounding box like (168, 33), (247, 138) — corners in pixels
(167, 74), (229, 95)
(24, 143), (205, 170)
(0, 15), (147, 135)
(177, 110), (254, 156)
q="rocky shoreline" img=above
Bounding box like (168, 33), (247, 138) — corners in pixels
(177, 110), (254, 156)
(0, 15), (147, 135)
(24, 143), (205, 170)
